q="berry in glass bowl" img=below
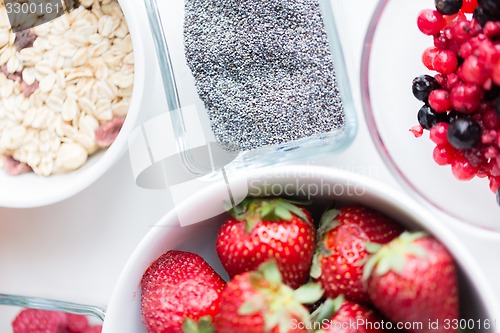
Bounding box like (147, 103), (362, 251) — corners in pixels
(361, 0), (500, 230)
(411, 0), (500, 204)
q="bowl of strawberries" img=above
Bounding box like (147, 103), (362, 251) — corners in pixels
(103, 165), (498, 333)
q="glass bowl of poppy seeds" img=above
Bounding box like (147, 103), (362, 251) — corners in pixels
(143, 0), (357, 170)
(361, 0), (500, 231)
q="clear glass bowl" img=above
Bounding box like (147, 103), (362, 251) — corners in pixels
(142, 0), (357, 174)
(361, 0), (500, 231)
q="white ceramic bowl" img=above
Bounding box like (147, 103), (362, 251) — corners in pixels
(0, 0), (146, 208)
(103, 165), (499, 333)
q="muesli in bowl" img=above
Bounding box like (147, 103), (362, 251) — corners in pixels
(0, 0), (145, 207)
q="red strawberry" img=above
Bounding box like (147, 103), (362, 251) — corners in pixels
(140, 250), (226, 333)
(363, 232), (459, 333)
(312, 296), (388, 333)
(214, 259), (324, 333)
(216, 197), (316, 289)
(311, 206), (404, 305)
(12, 308), (67, 333)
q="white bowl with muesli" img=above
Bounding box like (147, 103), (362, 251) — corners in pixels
(0, 0), (145, 207)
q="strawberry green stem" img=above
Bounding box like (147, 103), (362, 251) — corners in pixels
(240, 259), (324, 333)
(362, 231), (429, 284)
(228, 197), (312, 232)
(182, 316), (215, 333)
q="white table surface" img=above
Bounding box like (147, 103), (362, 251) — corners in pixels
(1, 0), (499, 330)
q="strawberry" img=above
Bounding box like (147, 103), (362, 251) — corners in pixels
(363, 232), (459, 333)
(140, 250), (226, 333)
(216, 197), (316, 289)
(310, 206), (404, 305)
(312, 296), (388, 333)
(12, 308), (67, 333)
(214, 259), (324, 333)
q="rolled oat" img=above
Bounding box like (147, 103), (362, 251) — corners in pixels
(0, 0), (134, 176)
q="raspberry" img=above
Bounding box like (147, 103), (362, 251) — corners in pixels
(429, 89), (452, 112)
(432, 49), (459, 74)
(83, 325), (102, 333)
(451, 155), (479, 180)
(450, 83), (483, 113)
(66, 314), (90, 333)
(12, 309), (67, 333)
(418, 9), (446, 35)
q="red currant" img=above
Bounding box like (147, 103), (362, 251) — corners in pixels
(483, 21), (500, 39)
(458, 55), (491, 84)
(450, 83), (483, 113)
(430, 122), (450, 144)
(451, 156), (478, 180)
(489, 176), (500, 193)
(450, 19), (475, 44)
(482, 109), (500, 129)
(417, 9), (446, 35)
(433, 143), (457, 165)
(491, 59), (500, 85)
(428, 89), (452, 112)
(461, 0), (478, 13)
(422, 47), (439, 70)
(432, 49), (458, 74)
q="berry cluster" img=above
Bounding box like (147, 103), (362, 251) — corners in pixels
(413, 0), (500, 203)
(11, 309), (102, 333)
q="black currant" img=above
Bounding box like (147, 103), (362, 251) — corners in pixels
(493, 95), (500, 117)
(412, 75), (440, 102)
(478, 0), (500, 16)
(473, 6), (498, 26)
(447, 118), (482, 150)
(483, 84), (500, 101)
(447, 110), (471, 122)
(435, 0), (463, 15)
(418, 104), (448, 130)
